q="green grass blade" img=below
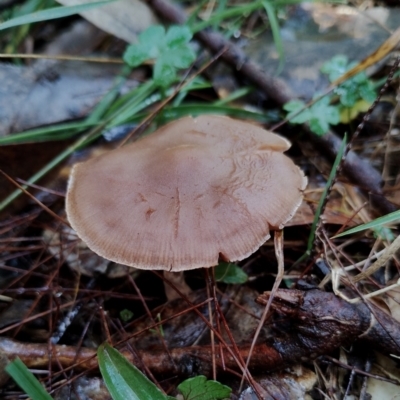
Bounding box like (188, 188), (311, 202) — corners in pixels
(107, 80), (157, 127)
(87, 65), (132, 124)
(333, 209), (400, 238)
(307, 133), (347, 249)
(98, 344), (168, 400)
(262, 0), (284, 74)
(191, 1), (263, 32)
(213, 0), (228, 31)
(0, 122), (96, 145)
(213, 87), (253, 106)
(5, 358), (54, 400)
(159, 103), (273, 123)
(295, 133), (347, 265)
(0, 0), (114, 31)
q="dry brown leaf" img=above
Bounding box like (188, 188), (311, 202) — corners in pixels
(56, 0), (157, 43)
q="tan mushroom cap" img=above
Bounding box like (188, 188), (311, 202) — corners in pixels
(66, 115), (307, 271)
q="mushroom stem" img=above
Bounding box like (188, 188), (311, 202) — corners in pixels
(240, 229), (285, 391)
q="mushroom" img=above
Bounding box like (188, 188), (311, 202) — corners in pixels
(66, 115), (306, 273)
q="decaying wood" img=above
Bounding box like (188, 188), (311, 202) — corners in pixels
(1, 289), (400, 378)
(144, 0), (397, 216)
(257, 289), (400, 357)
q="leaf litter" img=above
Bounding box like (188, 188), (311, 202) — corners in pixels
(0, 1), (399, 399)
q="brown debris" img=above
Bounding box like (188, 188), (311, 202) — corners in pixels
(1, 289), (400, 379)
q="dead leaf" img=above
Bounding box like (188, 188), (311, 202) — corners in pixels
(56, 0), (157, 43)
(0, 63), (122, 136)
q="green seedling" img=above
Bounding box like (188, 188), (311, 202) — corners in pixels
(284, 54), (377, 135)
(215, 262), (248, 284)
(284, 95), (340, 136)
(98, 344), (231, 400)
(124, 25), (196, 89)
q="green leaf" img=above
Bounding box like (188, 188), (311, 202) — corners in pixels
(321, 55), (348, 81)
(178, 375), (231, 400)
(373, 225), (395, 241)
(5, 358), (54, 400)
(123, 24), (195, 89)
(321, 55), (376, 110)
(120, 309), (134, 322)
(123, 42), (155, 67)
(308, 133), (347, 248)
(359, 82), (376, 103)
(154, 60), (177, 88)
(139, 25), (166, 48)
(262, 0), (285, 74)
(338, 86), (357, 107)
(167, 45), (196, 69)
(309, 117), (328, 136)
(98, 344), (168, 400)
(123, 25), (165, 67)
(309, 96), (340, 135)
(0, 1), (114, 31)
(165, 25), (193, 48)
(214, 262), (248, 284)
(333, 209), (400, 238)
(283, 100), (310, 124)
(294, 133), (347, 266)
(285, 96), (339, 136)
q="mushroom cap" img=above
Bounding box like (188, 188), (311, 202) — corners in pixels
(66, 115), (307, 271)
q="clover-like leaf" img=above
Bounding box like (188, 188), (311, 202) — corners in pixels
(321, 55), (376, 109)
(123, 25), (165, 67)
(154, 58), (177, 87)
(178, 375), (231, 400)
(165, 25), (193, 48)
(321, 55), (349, 81)
(285, 96), (339, 136)
(283, 100), (311, 124)
(359, 81), (376, 103)
(309, 96), (340, 135)
(123, 24), (196, 89)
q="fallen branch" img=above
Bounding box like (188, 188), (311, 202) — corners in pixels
(1, 289), (400, 379)
(258, 288), (400, 357)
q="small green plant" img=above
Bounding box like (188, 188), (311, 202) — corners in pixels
(6, 345), (232, 400)
(98, 344), (232, 400)
(177, 375), (232, 400)
(284, 55), (377, 135)
(321, 55), (376, 107)
(123, 25), (196, 89)
(215, 262), (248, 284)
(284, 95), (340, 136)
(119, 308), (134, 322)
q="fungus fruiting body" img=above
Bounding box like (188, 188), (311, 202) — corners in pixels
(66, 115), (307, 271)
